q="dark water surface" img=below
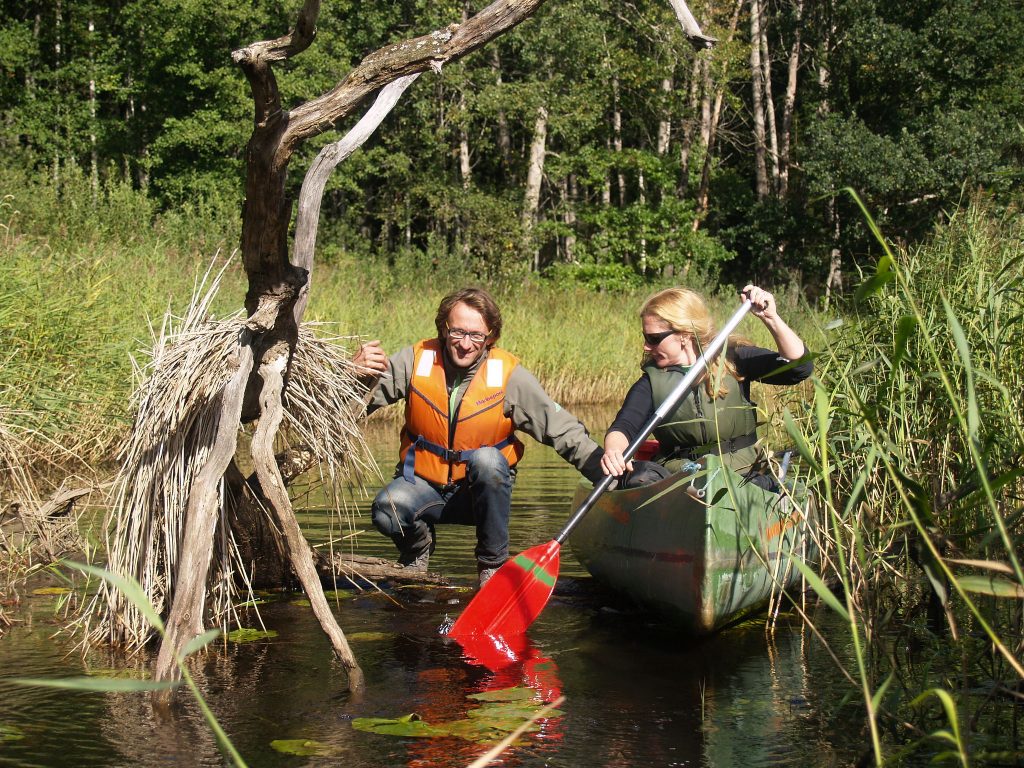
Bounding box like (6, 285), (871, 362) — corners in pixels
(0, 410), (863, 767)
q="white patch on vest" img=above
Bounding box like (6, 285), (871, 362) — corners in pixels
(415, 350), (436, 378)
(486, 358), (504, 387)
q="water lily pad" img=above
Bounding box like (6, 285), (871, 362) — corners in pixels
(467, 686), (538, 703)
(0, 724), (25, 742)
(444, 717), (535, 742)
(351, 698), (562, 743)
(270, 738), (336, 756)
(352, 713), (446, 738)
(347, 632), (392, 642)
(225, 628), (277, 643)
(467, 701), (561, 722)
(321, 590), (354, 600)
(32, 587), (71, 596)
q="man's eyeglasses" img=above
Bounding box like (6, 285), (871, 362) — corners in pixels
(642, 329), (677, 346)
(447, 325), (489, 344)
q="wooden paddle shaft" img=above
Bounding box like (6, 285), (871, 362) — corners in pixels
(555, 299), (753, 545)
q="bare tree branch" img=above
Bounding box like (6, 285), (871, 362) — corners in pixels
(293, 74), (421, 324)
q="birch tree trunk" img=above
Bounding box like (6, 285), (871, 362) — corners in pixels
(777, 0), (803, 198)
(694, 0), (744, 227)
(658, 76), (673, 156)
(491, 48), (512, 171)
(612, 76), (627, 209)
(53, 0), (62, 186)
(564, 173), (578, 262)
(459, 4), (472, 190)
(459, 95), (472, 190)
(88, 18), (98, 199)
(818, 4), (842, 302)
(678, 55), (704, 195)
(638, 168), (648, 274)
(522, 105), (548, 270)
(749, 0), (770, 200)
(757, 0), (780, 193)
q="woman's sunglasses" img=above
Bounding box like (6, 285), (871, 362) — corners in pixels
(642, 329), (676, 346)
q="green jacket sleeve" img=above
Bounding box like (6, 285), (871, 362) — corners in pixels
(365, 345), (415, 415)
(504, 365), (604, 482)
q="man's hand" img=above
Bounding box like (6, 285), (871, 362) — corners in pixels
(353, 340), (388, 378)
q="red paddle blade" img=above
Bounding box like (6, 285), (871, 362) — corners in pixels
(447, 540), (561, 639)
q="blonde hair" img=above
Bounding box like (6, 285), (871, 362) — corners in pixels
(640, 287), (747, 399)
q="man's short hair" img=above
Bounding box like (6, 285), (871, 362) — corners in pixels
(434, 287), (503, 345)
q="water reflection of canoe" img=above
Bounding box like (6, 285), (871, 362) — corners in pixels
(568, 453), (818, 634)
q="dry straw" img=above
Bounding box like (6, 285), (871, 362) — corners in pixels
(83, 257), (377, 648)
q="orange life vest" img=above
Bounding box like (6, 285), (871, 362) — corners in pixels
(400, 339), (524, 485)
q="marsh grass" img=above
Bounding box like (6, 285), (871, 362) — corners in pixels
(784, 197), (1024, 764)
(0, 183), (246, 467)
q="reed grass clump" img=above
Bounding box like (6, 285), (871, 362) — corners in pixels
(785, 198), (1024, 764)
(84, 260), (375, 648)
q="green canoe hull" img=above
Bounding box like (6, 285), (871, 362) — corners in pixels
(568, 455), (818, 634)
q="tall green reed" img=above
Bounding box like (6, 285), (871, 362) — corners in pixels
(0, 178), (244, 466)
(786, 195), (1024, 764)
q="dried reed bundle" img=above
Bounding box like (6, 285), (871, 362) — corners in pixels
(0, 412), (38, 630)
(83, 258), (376, 648)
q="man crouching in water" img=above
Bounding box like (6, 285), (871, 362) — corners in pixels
(354, 287), (604, 587)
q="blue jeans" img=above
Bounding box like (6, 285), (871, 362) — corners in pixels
(370, 447), (514, 568)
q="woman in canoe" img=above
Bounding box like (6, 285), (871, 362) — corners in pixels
(599, 285), (812, 490)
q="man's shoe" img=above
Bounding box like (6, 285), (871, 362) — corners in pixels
(395, 523), (435, 573)
(402, 549), (430, 573)
(477, 563), (502, 587)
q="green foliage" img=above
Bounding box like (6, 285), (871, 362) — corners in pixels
(1, 0), (1020, 289)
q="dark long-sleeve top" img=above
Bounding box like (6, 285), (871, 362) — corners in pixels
(607, 344), (813, 444)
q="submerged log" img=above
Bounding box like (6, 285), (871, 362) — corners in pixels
(317, 551), (451, 588)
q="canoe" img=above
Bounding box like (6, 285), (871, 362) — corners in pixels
(568, 452), (818, 634)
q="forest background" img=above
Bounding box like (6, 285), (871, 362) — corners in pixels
(1, 0), (1023, 460)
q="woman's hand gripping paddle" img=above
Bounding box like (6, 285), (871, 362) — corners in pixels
(447, 299), (753, 640)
